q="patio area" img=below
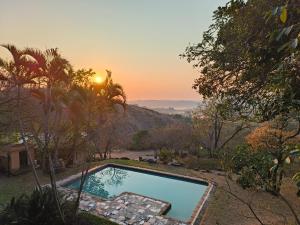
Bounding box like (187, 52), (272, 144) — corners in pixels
(59, 187), (188, 225)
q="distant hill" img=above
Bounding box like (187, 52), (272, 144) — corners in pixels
(129, 100), (201, 110)
(114, 104), (186, 134)
(107, 105), (188, 147)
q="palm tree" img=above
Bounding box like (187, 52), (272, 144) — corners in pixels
(93, 70), (126, 110)
(23, 48), (72, 224)
(62, 69), (127, 162)
(0, 44), (42, 191)
(23, 48), (71, 166)
(88, 70), (126, 159)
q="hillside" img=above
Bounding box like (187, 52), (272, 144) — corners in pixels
(112, 104), (186, 134)
(102, 104), (188, 148)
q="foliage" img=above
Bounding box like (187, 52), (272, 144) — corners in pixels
(158, 147), (174, 164)
(0, 133), (20, 145)
(265, 1), (300, 53)
(231, 145), (273, 189)
(149, 123), (193, 152)
(181, 155), (221, 170)
(247, 117), (300, 194)
(0, 187), (72, 225)
(228, 116), (300, 194)
(237, 167), (257, 189)
(181, 0), (300, 121)
(131, 130), (149, 150)
(0, 187), (116, 225)
(0, 45), (127, 224)
(192, 98), (249, 157)
(291, 143), (300, 196)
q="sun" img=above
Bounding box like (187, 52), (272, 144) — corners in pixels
(94, 75), (104, 84)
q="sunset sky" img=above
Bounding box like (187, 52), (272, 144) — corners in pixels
(0, 0), (228, 100)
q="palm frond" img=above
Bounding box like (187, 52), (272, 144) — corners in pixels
(0, 57), (5, 67)
(1, 44), (23, 67)
(23, 48), (47, 70)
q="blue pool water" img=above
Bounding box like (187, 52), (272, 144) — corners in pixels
(66, 166), (208, 221)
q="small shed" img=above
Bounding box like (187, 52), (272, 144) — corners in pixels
(0, 144), (35, 175)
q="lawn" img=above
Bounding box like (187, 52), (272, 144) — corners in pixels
(0, 159), (299, 225)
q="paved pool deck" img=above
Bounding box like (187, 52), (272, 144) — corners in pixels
(59, 187), (187, 225)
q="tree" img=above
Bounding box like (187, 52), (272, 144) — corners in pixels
(131, 130), (149, 150)
(181, 1), (300, 223)
(148, 123), (193, 155)
(23, 48), (72, 223)
(181, 0), (300, 122)
(0, 44), (41, 190)
(75, 70), (126, 160)
(266, 0), (300, 200)
(192, 98), (249, 157)
(0, 44), (127, 224)
(246, 115), (300, 195)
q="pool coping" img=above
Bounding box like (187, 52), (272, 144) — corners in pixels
(57, 163), (215, 225)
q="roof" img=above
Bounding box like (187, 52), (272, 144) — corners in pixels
(0, 144), (26, 153)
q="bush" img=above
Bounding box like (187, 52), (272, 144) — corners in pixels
(158, 147), (174, 164)
(231, 145), (252, 173)
(231, 145), (273, 189)
(237, 167), (257, 188)
(130, 130), (149, 150)
(0, 187), (116, 225)
(0, 187), (71, 225)
(181, 156), (221, 170)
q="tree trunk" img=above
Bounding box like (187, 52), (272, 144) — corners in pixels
(44, 84), (65, 224)
(16, 86), (42, 192)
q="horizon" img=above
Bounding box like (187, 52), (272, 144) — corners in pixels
(0, 0), (227, 101)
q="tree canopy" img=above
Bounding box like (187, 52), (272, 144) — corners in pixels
(181, 0), (300, 120)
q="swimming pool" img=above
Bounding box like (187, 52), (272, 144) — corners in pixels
(65, 165), (208, 222)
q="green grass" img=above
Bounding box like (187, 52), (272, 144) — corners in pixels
(0, 161), (102, 205)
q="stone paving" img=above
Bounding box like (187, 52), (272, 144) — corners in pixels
(59, 187), (188, 225)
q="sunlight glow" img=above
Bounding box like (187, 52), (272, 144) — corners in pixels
(94, 75), (104, 84)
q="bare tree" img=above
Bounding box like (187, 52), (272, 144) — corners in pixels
(193, 98), (250, 157)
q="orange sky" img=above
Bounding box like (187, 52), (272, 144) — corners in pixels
(0, 0), (228, 100)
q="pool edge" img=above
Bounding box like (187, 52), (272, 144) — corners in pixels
(57, 163), (215, 225)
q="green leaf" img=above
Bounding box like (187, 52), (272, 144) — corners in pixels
(280, 6), (287, 23)
(291, 38), (298, 49)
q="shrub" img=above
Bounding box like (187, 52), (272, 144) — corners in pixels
(182, 155), (221, 170)
(231, 145), (252, 173)
(231, 145), (273, 190)
(0, 187), (71, 225)
(158, 147), (174, 164)
(237, 167), (257, 188)
(131, 130), (149, 150)
(0, 187), (115, 225)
